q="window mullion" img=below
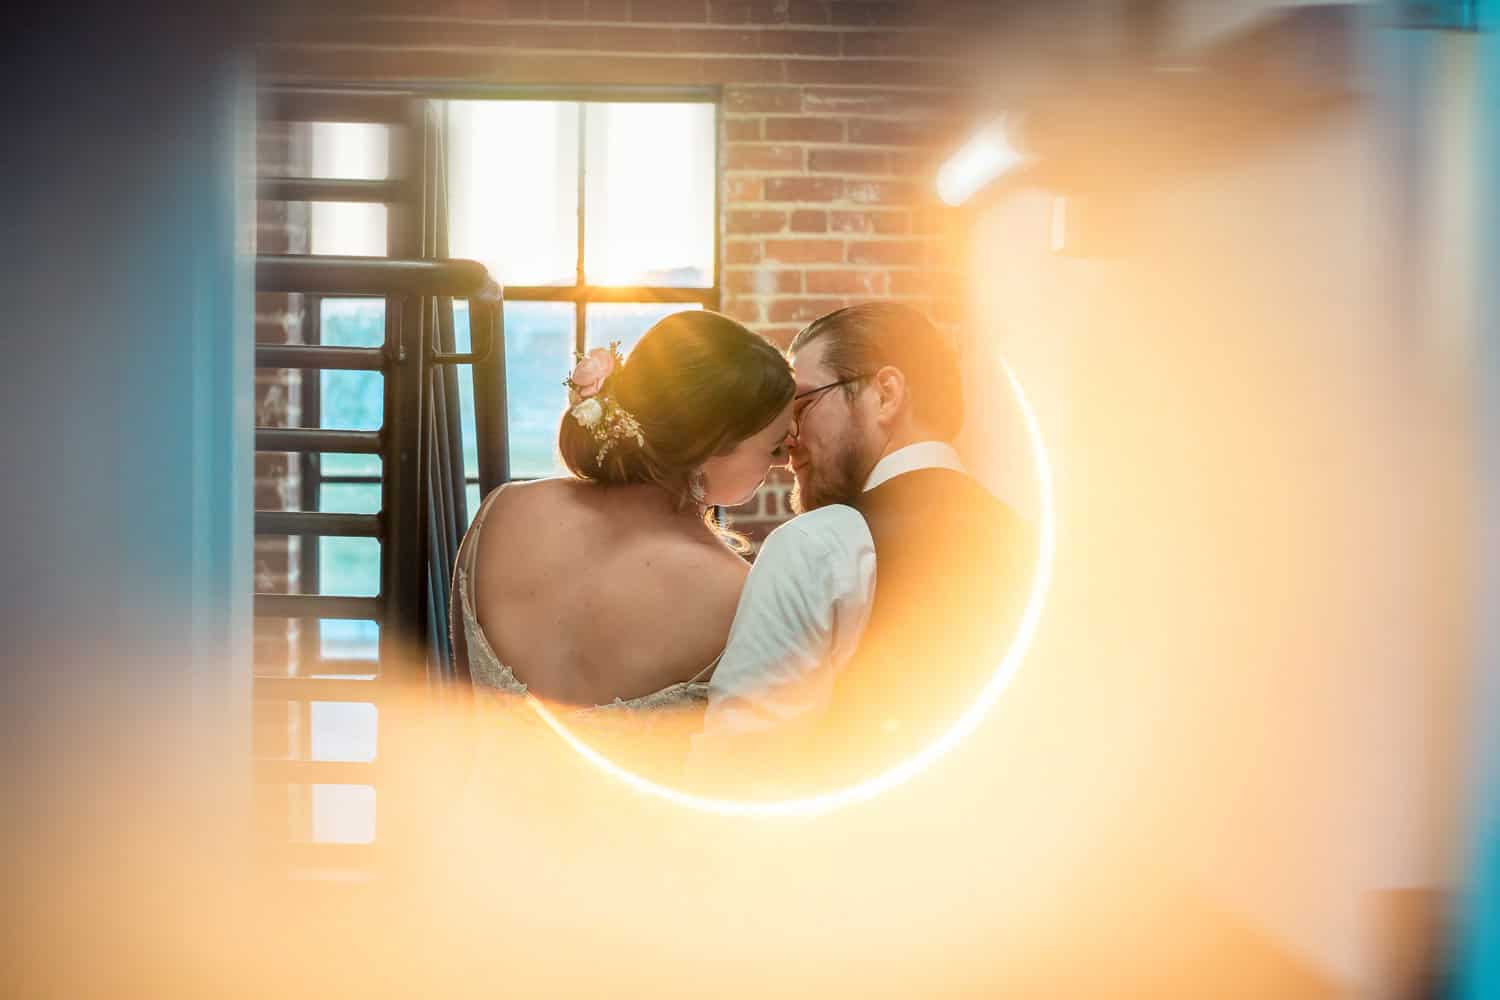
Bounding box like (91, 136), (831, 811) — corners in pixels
(575, 100), (588, 356)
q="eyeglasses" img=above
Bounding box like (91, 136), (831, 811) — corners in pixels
(789, 375), (868, 440)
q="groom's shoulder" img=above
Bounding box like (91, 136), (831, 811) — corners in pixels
(758, 503), (869, 559)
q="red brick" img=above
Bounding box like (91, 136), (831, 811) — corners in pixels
(827, 2), (916, 27)
(764, 117), (843, 143)
(725, 177), (763, 202)
(675, 27), (762, 52)
(302, 18), (482, 49)
(802, 86), (951, 117)
(543, 52), (703, 84)
(808, 148), (890, 175)
(726, 209), (788, 235)
(256, 221), (305, 254)
(847, 240), (925, 267)
(588, 0), (631, 18)
(721, 296), (764, 323)
(252, 538), (296, 577)
(887, 149), (934, 178)
(764, 177), (843, 202)
(701, 57), (787, 83)
(725, 117), (762, 141)
(401, 23), (587, 50)
(723, 86), (803, 113)
(844, 179), (916, 205)
(893, 270), (962, 297)
(764, 239), (844, 264)
(255, 621), (295, 664)
(757, 326), (801, 350)
(783, 0), (829, 23)
(590, 26), (694, 51)
(254, 452), (297, 486)
(841, 30), (964, 58)
(262, 46), (713, 86)
(707, 0), (778, 23)
(829, 209), (909, 234)
(789, 210), (827, 233)
(889, 271), (932, 295)
(631, 0), (709, 22)
(770, 297), (846, 323)
(785, 58), (957, 87)
(725, 143), (803, 171)
(724, 239), (763, 264)
(759, 29), (841, 56)
(847, 117), (949, 147)
(805, 269), (887, 295)
(724, 268), (802, 294)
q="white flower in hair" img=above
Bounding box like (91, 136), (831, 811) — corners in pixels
(562, 340), (645, 464)
(571, 397), (603, 427)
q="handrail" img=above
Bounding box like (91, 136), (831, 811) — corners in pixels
(253, 595), (382, 620)
(257, 177), (407, 204)
(255, 254), (492, 297)
(254, 511), (382, 538)
(428, 281), (500, 366)
(255, 344), (385, 371)
(256, 428), (382, 454)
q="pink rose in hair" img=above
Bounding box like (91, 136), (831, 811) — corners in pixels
(569, 347), (615, 399)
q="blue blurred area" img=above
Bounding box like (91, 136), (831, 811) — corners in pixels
(454, 300), (573, 481)
(1456, 14), (1500, 1000)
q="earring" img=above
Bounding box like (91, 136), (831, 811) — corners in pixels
(688, 468), (708, 505)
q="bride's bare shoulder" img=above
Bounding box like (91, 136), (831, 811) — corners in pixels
(478, 476), (589, 522)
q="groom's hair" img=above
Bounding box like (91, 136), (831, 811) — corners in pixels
(789, 302), (964, 441)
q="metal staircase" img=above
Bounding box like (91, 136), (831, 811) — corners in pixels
(252, 88), (511, 870)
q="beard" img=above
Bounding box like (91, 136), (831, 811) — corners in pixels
(789, 430), (870, 513)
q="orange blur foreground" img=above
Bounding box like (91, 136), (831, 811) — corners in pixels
(6, 645), (1380, 1000)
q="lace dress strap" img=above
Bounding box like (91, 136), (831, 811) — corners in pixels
(461, 483), (509, 583)
(458, 484), (531, 695)
(686, 652), (721, 685)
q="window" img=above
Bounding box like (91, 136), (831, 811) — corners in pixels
(304, 99), (718, 663)
(444, 99), (717, 507)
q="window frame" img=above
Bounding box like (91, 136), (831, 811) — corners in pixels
(306, 88), (722, 626)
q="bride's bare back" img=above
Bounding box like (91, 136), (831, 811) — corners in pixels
(459, 478), (749, 706)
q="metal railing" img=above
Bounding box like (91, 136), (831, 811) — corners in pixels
(252, 91), (511, 874)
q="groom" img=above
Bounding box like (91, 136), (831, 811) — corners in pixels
(694, 302), (1033, 792)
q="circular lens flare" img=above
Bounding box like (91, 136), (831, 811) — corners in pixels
(528, 360), (1056, 818)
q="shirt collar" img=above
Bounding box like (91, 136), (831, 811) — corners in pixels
(862, 441), (966, 493)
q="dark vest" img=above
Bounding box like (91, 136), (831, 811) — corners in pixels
(811, 467), (1034, 785)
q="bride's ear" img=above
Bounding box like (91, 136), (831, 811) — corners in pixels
(871, 365), (907, 428)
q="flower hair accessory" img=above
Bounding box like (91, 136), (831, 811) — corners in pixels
(564, 341), (644, 464)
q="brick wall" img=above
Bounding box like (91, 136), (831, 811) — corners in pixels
(257, 0), (991, 545)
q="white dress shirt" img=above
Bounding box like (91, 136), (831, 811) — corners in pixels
(695, 441), (967, 744)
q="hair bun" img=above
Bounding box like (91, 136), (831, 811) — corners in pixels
(557, 311), (794, 495)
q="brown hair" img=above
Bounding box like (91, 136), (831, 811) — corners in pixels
(558, 310), (795, 500)
(789, 302), (965, 440)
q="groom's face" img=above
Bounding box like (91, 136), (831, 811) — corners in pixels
(787, 338), (875, 513)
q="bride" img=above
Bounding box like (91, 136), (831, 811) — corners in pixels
(451, 310), (795, 714)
